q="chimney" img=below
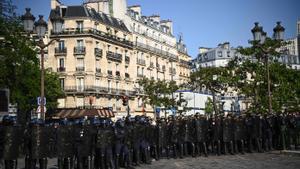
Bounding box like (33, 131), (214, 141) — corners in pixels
(222, 42), (230, 49)
(149, 15), (160, 23)
(51, 0), (61, 9)
(128, 5), (141, 17)
(160, 20), (173, 35)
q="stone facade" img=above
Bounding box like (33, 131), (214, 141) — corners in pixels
(46, 0), (191, 117)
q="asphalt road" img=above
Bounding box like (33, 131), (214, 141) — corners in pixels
(12, 152), (300, 169)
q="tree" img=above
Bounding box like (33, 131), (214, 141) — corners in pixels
(189, 67), (231, 115)
(235, 37), (300, 114)
(138, 77), (186, 116)
(204, 97), (214, 117)
(0, 16), (63, 122)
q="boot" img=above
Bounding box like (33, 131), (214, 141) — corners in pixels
(234, 141), (239, 154)
(115, 154), (120, 169)
(25, 156), (31, 169)
(173, 144), (177, 159)
(241, 140), (245, 154)
(217, 140), (221, 156)
(230, 141), (234, 155)
(107, 155), (115, 169)
(145, 147), (151, 164)
(166, 146), (170, 159)
(191, 143), (196, 157)
(153, 145), (158, 160)
(66, 157), (72, 169)
(57, 158), (63, 169)
(39, 158), (47, 169)
(196, 143), (201, 156)
(179, 144), (184, 159)
(100, 155), (105, 169)
(203, 142), (208, 157)
(30, 159), (36, 169)
(249, 139), (253, 153)
(224, 142), (228, 155)
(184, 143), (188, 156)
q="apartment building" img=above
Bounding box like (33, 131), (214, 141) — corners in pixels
(46, 0), (191, 116)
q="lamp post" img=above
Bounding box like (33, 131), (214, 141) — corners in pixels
(22, 8), (63, 121)
(251, 22), (285, 114)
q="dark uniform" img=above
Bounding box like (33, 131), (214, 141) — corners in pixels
(26, 120), (50, 169)
(209, 117), (221, 155)
(0, 116), (23, 169)
(233, 116), (246, 154)
(95, 119), (115, 169)
(74, 121), (93, 169)
(221, 116), (234, 155)
(56, 122), (74, 169)
(167, 116), (179, 158)
(193, 115), (208, 157)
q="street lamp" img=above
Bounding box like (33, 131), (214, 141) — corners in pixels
(251, 22), (285, 115)
(22, 8), (63, 121)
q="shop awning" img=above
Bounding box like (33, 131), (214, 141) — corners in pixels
(51, 109), (115, 119)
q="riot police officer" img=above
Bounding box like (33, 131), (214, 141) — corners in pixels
(26, 119), (50, 169)
(74, 118), (93, 169)
(0, 115), (23, 169)
(56, 119), (74, 169)
(193, 114), (208, 157)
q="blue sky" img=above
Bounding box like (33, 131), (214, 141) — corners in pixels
(13, 0), (300, 58)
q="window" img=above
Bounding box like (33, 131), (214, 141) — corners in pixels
(116, 82), (119, 91)
(108, 80), (111, 92)
(58, 40), (65, 50)
(96, 41), (99, 48)
(138, 98), (143, 107)
(76, 77), (84, 91)
(59, 78), (64, 90)
(116, 63), (119, 71)
(59, 58), (64, 68)
(76, 21), (83, 32)
(108, 62), (112, 71)
(77, 40), (84, 47)
(125, 66), (128, 73)
(95, 78), (100, 87)
(218, 51), (223, 57)
(77, 58), (84, 68)
(227, 51), (230, 57)
(142, 67), (144, 75)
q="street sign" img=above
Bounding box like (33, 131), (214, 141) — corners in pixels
(37, 97), (46, 106)
(36, 106), (47, 113)
(155, 107), (161, 113)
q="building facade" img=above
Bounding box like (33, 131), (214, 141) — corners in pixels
(46, 0), (191, 117)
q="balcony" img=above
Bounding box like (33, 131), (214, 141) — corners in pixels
(57, 67), (66, 72)
(169, 68), (176, 75)
(74, 46), (86, 55)
(76, 67), (85, 72)
(51, 28), (133, 49)
(96, 68), (101, 74)
(63, 86), (137, 96)
(149, 62), (154, 69)
(107, 70), (113, 78)
(135, 42), (179, 60)
(116, 71), (121, 78)
(55, 47), (67, 56)
(125, 56), (130, 64)
(95, 48), (103, 58)
(106, 51), (122, 62)
(137, 58), (146, 66)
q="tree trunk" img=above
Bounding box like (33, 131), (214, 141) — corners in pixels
(212, 91), (218, 116)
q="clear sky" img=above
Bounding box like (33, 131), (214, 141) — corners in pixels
(13, 0), (300, 58)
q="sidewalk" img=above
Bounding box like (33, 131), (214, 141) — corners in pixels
(280, 150), (300, 157)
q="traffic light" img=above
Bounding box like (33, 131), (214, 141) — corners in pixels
(122, 96), (128, 106)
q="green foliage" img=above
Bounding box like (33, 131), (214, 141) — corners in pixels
(138, 77), (186, 114)
(0, 17), (63, 115)
(233, 38), (300, 113)
(204, 97), (213, 116)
